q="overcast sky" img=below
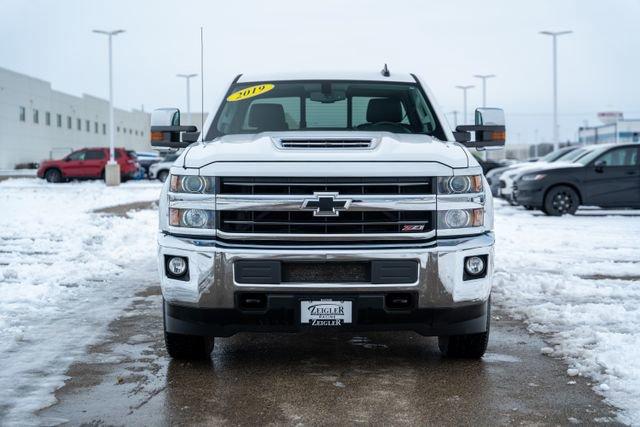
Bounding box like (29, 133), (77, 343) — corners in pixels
(2, 0), (639, 145)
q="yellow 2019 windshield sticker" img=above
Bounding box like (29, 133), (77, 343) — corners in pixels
(227, 84), (275, 102)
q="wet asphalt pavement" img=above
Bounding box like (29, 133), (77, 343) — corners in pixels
(39, 286), (619, 426)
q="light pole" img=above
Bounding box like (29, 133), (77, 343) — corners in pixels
(540, 30), (572, 151)
(473, 74), (495, 108)
(93, 29), (125, 186)
(455, 85), (474, 125)
(176, 73), (198, 125)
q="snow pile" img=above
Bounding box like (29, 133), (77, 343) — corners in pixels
(493, 201), (640, 425)
(0, 179), (161, 424)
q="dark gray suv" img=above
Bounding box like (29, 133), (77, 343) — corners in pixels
(513, 143), (640, 215)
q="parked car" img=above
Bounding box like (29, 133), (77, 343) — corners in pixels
(498, 146), (584, 203)
(37, 147), (139, 183)
(135, 151), (162, 177)
(148, 153), (180, 182)
(486, 165), (511, 197)
(486, 147), (577, 199)
(513, 143), (640, 215)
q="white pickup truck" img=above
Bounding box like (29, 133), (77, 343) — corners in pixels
(150, 69), (505, 360)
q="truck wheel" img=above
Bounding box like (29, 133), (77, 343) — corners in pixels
(438, 301), (490, 359)
(44, 168), (62, 183)
(164, 331), (214, 360)
(543, 185), (579, 216)
(157, 170), (169, 182)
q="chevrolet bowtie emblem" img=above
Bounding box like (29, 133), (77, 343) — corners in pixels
(300, 192), (352, 217)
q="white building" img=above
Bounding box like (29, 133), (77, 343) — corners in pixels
(0, 66), (152, 169)
(578, 120), (640, 145)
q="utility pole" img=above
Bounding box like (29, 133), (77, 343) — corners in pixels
(540, 30), (572, 151)
(455, 85), (475, 125)
(176, 73), (198, 125)
(473, 74), (496, 108)
(93, 29), (125, 186)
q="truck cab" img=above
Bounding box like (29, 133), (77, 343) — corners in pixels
(150, 70), (505, 359)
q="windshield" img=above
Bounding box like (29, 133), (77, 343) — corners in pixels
(540, 148), (572, 162)
(558, 147), (588, 162)
(208, 80), (444, 139)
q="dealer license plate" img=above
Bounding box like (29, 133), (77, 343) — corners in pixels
(300, 299), (352, 326)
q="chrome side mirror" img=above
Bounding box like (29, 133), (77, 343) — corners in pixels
(475, 108), (505, 126)
(150, 108), (199, 148)
(454, 107), (506, 150)
(151, 108), (181, 126)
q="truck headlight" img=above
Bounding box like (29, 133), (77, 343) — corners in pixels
(169, 208), (215, 228)
(437, 175), (482, 194)
(170, 175), (215, 194)
(438, 208), (484, 229)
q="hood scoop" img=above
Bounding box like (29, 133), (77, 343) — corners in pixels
(274, 137), (375, 149)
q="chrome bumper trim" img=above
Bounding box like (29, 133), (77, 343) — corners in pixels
(158, 232), (494, 309)
(216, 229), (435, 242)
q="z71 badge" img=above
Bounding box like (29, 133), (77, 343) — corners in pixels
(401, 224), (425, 232)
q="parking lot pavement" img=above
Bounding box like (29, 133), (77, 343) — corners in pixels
(39, 286), (618, 426)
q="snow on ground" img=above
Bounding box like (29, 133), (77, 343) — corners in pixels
(493, 200), (640, 425)
(0, 179), (161, 425)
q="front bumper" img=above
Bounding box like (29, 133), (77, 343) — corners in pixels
(159, 232), (493, 333)
(164, 297), (489, 337)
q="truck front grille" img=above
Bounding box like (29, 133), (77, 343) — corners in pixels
(219, 210), (433, 234)
(219, 177), (434, 196)
(216, 177), (436, 243)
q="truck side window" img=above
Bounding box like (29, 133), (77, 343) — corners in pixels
(410, 88), (436, 133)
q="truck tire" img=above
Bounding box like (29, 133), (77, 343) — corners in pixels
(438, 301), (490, 359)
(44, 168), (63, 183)
(542, 185), (579, 216)
(164, 331), (214, 360)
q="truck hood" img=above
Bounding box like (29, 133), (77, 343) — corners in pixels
(182, 132), (469, 169)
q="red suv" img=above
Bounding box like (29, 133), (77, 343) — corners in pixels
(37, 147), (139, 183)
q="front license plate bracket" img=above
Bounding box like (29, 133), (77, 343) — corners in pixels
(300, 299), (353, 326)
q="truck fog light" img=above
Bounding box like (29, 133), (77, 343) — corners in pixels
(183, 209), (209, 228)
(167, 256), (188, 277)
(445, 209), (470, 228)
(464, 256), (486, 276)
